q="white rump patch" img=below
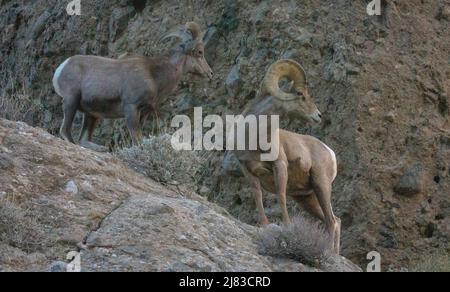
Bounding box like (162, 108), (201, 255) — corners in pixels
(52, 58), (71, 96)
(322, 142), (337, 181)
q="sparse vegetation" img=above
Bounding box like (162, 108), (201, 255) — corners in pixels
(257, 214), (332, 266)
(411, 251), (450, 272)
(0, 200), (51, 253)
(116, 134), (206, 186)
(0, 87), (34, 124)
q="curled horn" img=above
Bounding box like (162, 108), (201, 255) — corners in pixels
(185, 22), (202, 41)
(261, 59), (307, 101)
(159, 26), (193, 44)
(159, 22), (203, 44)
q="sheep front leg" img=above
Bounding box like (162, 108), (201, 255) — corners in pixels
(334, 216), (341, 254)
(124, 105), (143, 145)
(241, 165), (269, 225)
(252, 178), (269, 226)
(274, 160), (290, 225)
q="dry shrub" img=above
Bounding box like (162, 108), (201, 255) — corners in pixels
(0, 89), (34, 124)
(257, 214), (332, 266)
(0, 200), (50, 252)
(116, 134), (206, 186)
(0, 73), (36, 125)
(411, 251), (450, 272)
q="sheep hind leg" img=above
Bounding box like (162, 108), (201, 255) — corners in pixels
(60, 95), (79, 144)
(79, 113), (108, 152)
(293, 195), (325, 221)
(311, 175), (340, 254)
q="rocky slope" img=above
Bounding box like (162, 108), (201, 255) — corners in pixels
(0, 119), (361, 272)
(1, 0), (449, 269)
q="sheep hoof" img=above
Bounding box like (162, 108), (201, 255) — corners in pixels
(80, 141), (108, 152)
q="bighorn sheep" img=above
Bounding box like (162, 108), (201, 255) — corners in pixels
(53, 22), (213, 151)
(234, 59), (341, 254)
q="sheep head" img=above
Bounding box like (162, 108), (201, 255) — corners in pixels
(260, 59), (322, 124)
(160, 22), (213, 80)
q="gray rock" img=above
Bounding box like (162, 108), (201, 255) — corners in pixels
(31, 11), (51, 40)
(394, 164), (426, 196)
(320, 255), (363, 272)
(81, 193), (322, 272)
(64, 180), (79, 195)
(252, 1), (271, 24)
(0, 119), (360, 272)
(109, 7), (136, 42)
(219, 0), (239, 31)
(282, 49), (301, 60)
(292, 28), (313, 46)
(437, 5), (450, 21)
(202, 26), (217, 47)
(48, 261), (67, 272)
(43, 110), (53, 124)
(440, 135), (450, 148)
(225, 63), (241, 98)
(384, 111), (396, 123)
(0, 153), (14, 170)
(220, 151), (241, 175)
(199, 186), (210, 196)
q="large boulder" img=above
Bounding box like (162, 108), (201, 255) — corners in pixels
(0, 119), (360, 272)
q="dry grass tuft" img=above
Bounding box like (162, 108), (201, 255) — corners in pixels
(0, 70), (47, 127)
(411, 251), (450, 272)
(116, 134), (206, 186)
(0, 87), (34, 124)
(0, 200), (51, 252)
(257, 214), (332, 266)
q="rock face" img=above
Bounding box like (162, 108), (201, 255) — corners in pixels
(0, 119), (360, 272)
(394, 164), (426, 196)
(1, 0), (449, 269)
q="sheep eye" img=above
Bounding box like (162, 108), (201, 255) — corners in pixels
(297, 92), (306, 101)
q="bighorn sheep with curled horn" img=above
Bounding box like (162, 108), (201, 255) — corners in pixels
(234, 59), (341, 254)
(53, 22), (213, 151)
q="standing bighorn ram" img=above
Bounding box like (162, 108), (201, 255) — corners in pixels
(234, 59), (341, 254)
(53, 22), (213, 151)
